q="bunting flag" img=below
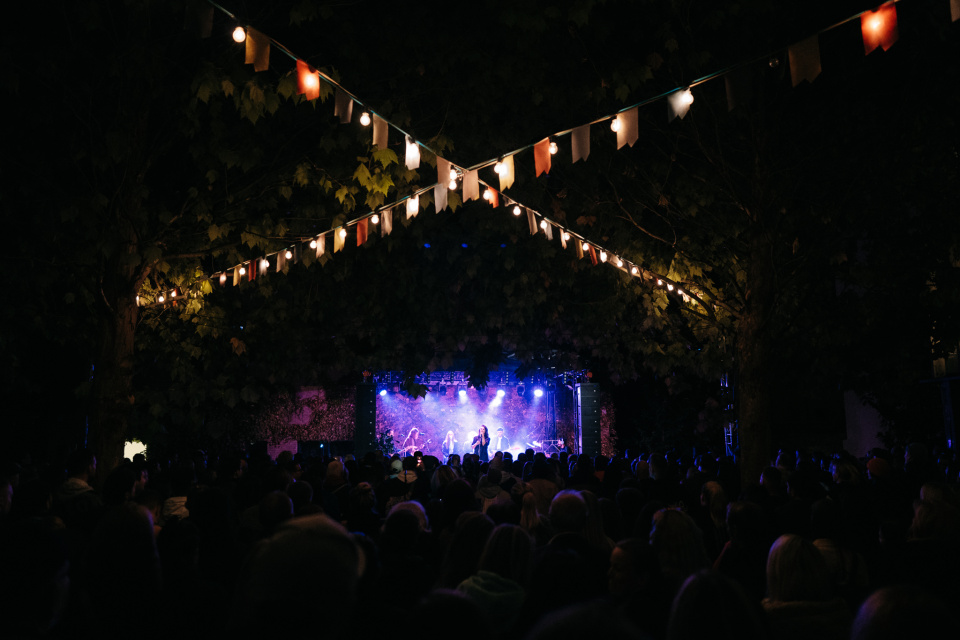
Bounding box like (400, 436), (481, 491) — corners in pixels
(334, 88), (353, 123)
(372, 115), (389, 150)
(463, 169), (480, 201)
(488, 188), (499, 208)
(789, 36), (822, 86)
(571, 124), (590, 163)
(724, 66), (755, 110)
(405, 136), (421, 170)
(588, 245), (598, 266)
(276, 249), (287, 272)
(232, 267), (240, 286)
(543, 221), (554, 241)
(244, 28), (270, 72)
(406, 195), (419, 219)
(296, 60), (320, 100)
(953, 0), (960, 22)
(334, 228), (345, 253)
(259, 257), (269, 276)
(576, 240), (584, 260)
(862, 3), (899, 55)
(357, 218), (368, 246)
(219, 272), (227, 286)
(526, 208), (538, 235)
(560, 231), (568, 250)
(617, 107), (639, 149)
(667, 89), (694, 121)
(248, 260), (256, 281)
(436, 158), (451, 212)
(316, 234), (325, 258)
(381, 208), (393, 236)
(498, 155), (515, 191)
(534, 138), (552, 177)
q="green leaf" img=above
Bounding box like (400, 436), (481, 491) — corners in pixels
(373, 148), (399, 168)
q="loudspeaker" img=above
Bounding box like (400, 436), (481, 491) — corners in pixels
(354, 382), (377, 458)
(576, 383), (601, 457)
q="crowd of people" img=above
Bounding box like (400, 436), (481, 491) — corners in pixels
(1, 440), (958, 639)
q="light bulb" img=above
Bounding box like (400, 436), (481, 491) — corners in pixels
(310, 239), (317, 249)
(232, 26), (246, 43)
(339, 228), (347, 239)
(562, 232), (570, 241)
(678, 289), (685, 296)
(448, 179), (458, 190)
(494, 161), (504, 175)
(136, 295), (140, 305)
(870, 16), (882, 32)
(304, 73), (319, 93)
(449, 168), (458, 181)
(616, 258), (623, 267)
(371, 214), (379, 225)
(512, 205), (522, 216)
(171, 290), (177, 298)
(667, 283), (674, 291)
(656, 279), (663, 286)
(540, 220), (547, 230)
(631, 266), (638, 275)
(360, 112), (371, 126)
(610, 117), (621, 132)
(483, 190), (493, 201)
(158, 294), (165, 303)
(261, 258), (269, 269)
(549, 141), (558, 155)
(285, 250), (293, 260)
(239, 266), (247, 276)
(680, 89), (694, 107)
(406, 197), (418, 215)
(582, 242), (590, 252)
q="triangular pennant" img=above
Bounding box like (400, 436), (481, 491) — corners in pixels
(357, 218), (368, 246)
(245, 28), (270, 72)
(526, 209), (538, 235)
(571, 124), (590, 163)
(296, 60), (320, 100)
(382, 208), (393, 236)
(788, 36), (821, 87)
(534, 138), (552, 177)
(588, 245), (598, 266)
(861, 3), (898, 55)
(334, 88), (353, 123)
(725, 65), (756, 110)
(334, 228), (345, 253)
(405, 136), (421, 170)
(463, 170), (480, 201)
(372, 115), (388, 150)
(498, 155), (515, 191)
(617, 107), (639, 149)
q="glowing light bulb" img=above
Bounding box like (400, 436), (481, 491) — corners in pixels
(371, 214), (379, 225)
(582, 242), (590, 252)
(136, 295), (140, 305)
(667, 283), (674, 291)
(494, 161), (504, 175)
(158, 294), (165, 303)
(631, 266), (639, 275)
(540, 220), (548, 230)
(656, 279), (663, 286)
(260, 259), (269, 269)
(285, 250), (293, 260)
(232, 26), (246, 43)
(483, 190), (493, 201)
(239, 266), (247, 276)
(359, 112), (371, 126)
(513, 205), (522, 216)
(448, 179), (458, 190)
(449, 168), (458, 181)
(310, 239), (317, 249)
(610, 117), (621, 132)
(171, 290), (177, 298)
(679, 89), (694, 107)
(406, 197), (418, 215)
(616, 258), (623, 268)
(562, 232), (570, 241)
(600, 251), (607, 262)
(339, 228), (347, 240)
(678, 289), (685, 296)
(304, 73), (319, 93)
(870, 17), (882, 32)
(549, 141), (558, 155)
(497, 389), (505, 397)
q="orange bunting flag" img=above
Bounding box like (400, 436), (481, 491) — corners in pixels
(498, 155), (515, 191)
(372, 115), (388, 150)
(463, 170), (480, 201)
(296, 60), (320, 100)
(617, 107), (639, 149)
(575, 240), (584, 260)
(248, 260), (256, 281)
(488, 189), (499, 208)
(571, 124), (590, 163)
(526, 209), (538, 235)
(861, 3), (898, 55)
(381, 208), (393, 236)
(357, 219), (368, 246)
(588, 245), (598, 266)
(245, 28), (270, 72)
(334, 88), (353, 123)
(789, 36), (821, 87)
(534, 138), (552, 177)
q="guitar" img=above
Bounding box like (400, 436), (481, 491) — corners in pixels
(401, 439), (431, 455)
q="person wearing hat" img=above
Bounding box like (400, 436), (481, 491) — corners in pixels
(492, 427), (510, 454)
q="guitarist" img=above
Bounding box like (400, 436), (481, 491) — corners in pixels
(402, 427), (424, 457)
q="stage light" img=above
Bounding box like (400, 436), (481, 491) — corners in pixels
(496, 389), (505, 398)
(458, 388), (468, 399)
(517, 384), (525, 396)
(534, 388), (544, 398)
(379, 389), (387, 397)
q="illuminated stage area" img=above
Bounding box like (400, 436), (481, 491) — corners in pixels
(374, 380), (558, 459)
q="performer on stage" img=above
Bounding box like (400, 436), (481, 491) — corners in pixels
(441, 430), (458, 460)
(472, 425), (490, 462)
(492, 426), (509, 453)
(401, 427), (422, 457)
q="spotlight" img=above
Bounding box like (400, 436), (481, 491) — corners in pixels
(534, 388), (544, 398)
(458, 388), (468, 399)
(379, 389), (387, 397)
(496, 389), (505, 398)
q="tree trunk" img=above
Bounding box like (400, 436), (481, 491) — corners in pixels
(736, 231), (776, 489)
(91, 295), (138, 478)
